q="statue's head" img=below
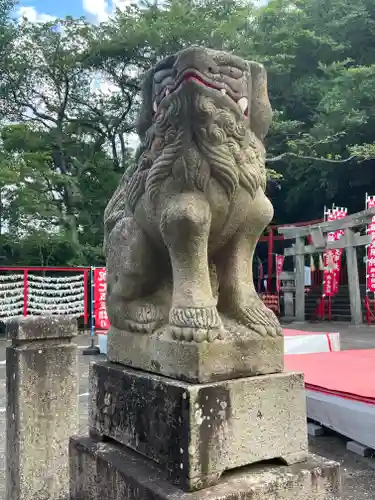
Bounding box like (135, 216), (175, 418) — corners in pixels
(138, 46), (272, 142)
(126, 47), (272, 210)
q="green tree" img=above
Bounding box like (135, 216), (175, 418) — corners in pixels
(1, 0), (375, 266)
(0, 0), (17, 115)
(0, 18), (129, 264)
(242, 0), (375, 222)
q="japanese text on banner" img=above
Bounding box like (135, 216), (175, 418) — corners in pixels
(93, 267), (110, 331)
(323, 207), (347, 297)
(366, 196), (375, 292)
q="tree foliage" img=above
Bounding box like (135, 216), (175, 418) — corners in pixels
(251, 0), (375, 222)
(0, 0), (374, 265)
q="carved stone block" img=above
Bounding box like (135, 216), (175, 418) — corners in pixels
(107, 316), (283, 384)
(89, 361), (308, 491)
(70, 436), (341, 500)
(104, 47), (283, 353)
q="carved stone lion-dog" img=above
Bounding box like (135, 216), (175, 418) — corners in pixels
(104, 46), (282, 343)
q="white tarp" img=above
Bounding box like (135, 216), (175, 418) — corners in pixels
(98, 333), (107, 354)
(284, 332), (340, 355)
(306, 389), (375, 449)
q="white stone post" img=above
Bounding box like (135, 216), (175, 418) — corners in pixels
(280, 271), (295, 320)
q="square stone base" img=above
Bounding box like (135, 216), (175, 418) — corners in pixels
(89, 361), (308, 491)
(107, 316), (283, 383)
(70, 436), (341, 500)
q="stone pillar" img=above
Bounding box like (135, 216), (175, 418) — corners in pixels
(294, 236), (306, 321)
(345, 228), (363, 325)
(6, 316), (78, 500)
(280, 271), (295, 320)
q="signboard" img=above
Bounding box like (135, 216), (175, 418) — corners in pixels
(93, 267), (110, 331)
(366, 196), (375, 292)
(323, 207), (347, 297)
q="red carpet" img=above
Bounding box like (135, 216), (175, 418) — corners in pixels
(285, 350), (375, 405)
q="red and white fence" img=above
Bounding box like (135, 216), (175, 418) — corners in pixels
(365, 195), (375, 323)
(322, 207), (347, 298)
(316, 206), (347, 320)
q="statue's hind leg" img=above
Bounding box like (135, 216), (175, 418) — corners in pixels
(106, 217), (166, 333)
(216, 231), (282, 337)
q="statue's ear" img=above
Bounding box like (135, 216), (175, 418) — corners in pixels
(246, 61), (272, 141)
(136, 67), (155, 140)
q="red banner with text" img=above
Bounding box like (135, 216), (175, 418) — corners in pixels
(93, 267), (110, 332)
(323, 207), (347, 297)
(366, 196), (375, 293)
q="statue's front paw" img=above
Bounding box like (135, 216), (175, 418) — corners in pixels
(169, 306), (225, 342)
(108, 300), (163, 333)
(235, 299), (282, 337)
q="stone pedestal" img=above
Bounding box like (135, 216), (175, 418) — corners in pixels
(89, 361), (308, 491)
(107, 317), (283, 383)
(70, 436), (341, 500)
(70, 329), (341, 499)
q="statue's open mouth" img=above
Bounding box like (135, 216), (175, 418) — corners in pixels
(153, 70), (248, 116)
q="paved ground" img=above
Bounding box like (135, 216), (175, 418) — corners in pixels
(0, 324), (375, 498)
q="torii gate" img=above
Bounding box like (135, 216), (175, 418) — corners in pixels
(278, 207), (375, 324)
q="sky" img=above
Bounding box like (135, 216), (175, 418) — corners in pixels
(17, 0), (133, 24)
(18, 0), (268, 24)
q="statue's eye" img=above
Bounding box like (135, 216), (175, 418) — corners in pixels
(154, 68), (174, 84)
(153, 75), (174, 99)
(161, 76), (175, 89)
(219, 66), (243, 79)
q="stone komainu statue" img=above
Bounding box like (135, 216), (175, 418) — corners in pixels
(104, 46), (281, 343)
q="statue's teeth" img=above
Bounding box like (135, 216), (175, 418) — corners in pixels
(165, 88), (170, 96)
(153, 101), (158, 113)
(220, 88), (226, 95)
(237, 97), (248, 113)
